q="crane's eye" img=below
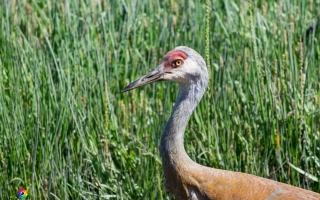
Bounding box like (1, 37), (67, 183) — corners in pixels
(174, 60), (183, 67)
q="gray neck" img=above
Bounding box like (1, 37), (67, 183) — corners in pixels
(160, 78), (207, 167)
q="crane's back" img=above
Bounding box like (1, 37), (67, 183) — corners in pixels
(198, 167), (320, 200)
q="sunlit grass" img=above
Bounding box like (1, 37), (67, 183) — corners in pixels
(0, 0), (319, 199)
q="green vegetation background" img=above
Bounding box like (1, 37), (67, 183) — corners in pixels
(0, 0), (320, 199)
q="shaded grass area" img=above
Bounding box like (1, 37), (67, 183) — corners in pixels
(0, 0), (320, 199)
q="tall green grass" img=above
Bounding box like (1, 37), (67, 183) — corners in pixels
(0, 0), (319, 199)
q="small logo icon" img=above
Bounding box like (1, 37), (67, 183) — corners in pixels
(17, 188), (28, 199)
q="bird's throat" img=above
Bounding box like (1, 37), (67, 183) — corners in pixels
(160, 81), (207, 173)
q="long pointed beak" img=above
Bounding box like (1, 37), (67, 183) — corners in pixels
(121, 65), (165, 92)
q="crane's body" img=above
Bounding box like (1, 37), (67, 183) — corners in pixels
(121, 46), (320, 200)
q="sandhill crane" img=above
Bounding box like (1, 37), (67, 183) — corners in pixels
(121, 46), (320, 200)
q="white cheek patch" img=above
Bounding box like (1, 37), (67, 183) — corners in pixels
(182, 59), (201, 77)
(163, 58), (204, 83)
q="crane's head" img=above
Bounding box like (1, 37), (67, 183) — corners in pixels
(121, 46), (208, 92)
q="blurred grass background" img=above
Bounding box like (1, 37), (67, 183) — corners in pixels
(0, 0), (320, 199)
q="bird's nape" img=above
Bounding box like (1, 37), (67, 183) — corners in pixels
(121, 65), (165, 92)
